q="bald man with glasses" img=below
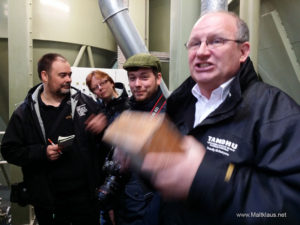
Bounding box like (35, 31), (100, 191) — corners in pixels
(139, 11), (300, 225)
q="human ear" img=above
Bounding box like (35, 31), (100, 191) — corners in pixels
(156, 72), (162, 85)
(239, 42), (250, 63)
(41, 71), (48, 83)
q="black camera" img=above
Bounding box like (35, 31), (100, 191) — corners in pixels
(97, 157), (123, 208)
(102, 158), (122, 176)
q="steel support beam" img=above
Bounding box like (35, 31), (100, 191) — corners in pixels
(270, 10), (300, 83)
(240, 0), (261, 72)
(8, 0), (34, 224)
(73, 45), (87, 67)
(87, 46), (95, 68)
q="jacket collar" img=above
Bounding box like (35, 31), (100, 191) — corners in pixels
(28, 84), (80, 141)
(129, 87), (164, 112)
(104, 82), (129, 107)
(168, 57), (259, 127)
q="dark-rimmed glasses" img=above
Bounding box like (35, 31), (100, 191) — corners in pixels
(185, 37), (244, 51)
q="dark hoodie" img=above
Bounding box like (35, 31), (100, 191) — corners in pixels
(1, 83), (108, 209)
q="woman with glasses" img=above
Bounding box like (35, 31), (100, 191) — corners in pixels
(86, 70), (130, 225)
(86, 70), (130, 125)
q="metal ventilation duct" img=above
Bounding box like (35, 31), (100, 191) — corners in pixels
(98, 0), (169, 97)
(201, 0), (228, 15)
(98, 0), (148, 59)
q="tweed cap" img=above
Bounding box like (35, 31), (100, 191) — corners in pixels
(123, 53), (161, 72)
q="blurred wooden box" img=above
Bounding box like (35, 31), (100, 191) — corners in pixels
(103, 111), (183, 157)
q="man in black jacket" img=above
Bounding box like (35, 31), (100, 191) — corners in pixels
(113, 53), (166, 225)
(1, 53), (107, 225)
(141, 11), (300, 225)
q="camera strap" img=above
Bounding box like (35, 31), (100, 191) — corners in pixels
(139, 94), (166, 195)
(150, 94), (166, 117)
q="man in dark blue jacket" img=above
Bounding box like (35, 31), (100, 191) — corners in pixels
(141, 11), (300, 225)
(1, 53), (108, 225)
(114, 53), (166, 225)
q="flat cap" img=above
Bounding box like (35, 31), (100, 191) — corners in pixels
(123, 53), (161, 72)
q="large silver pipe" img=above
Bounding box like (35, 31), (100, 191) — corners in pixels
(98, 0), (148, 58)
(201, 0), (228, 15)
(98, 0), (169, 97)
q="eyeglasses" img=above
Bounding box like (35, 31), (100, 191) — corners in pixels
(184, 37), (244, 51)
(91, 80), (109, 92)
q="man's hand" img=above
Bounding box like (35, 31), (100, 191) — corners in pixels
(113, 147), (131, 173)
(141, 135), (206, 200)
(85, 113), (107, 134)
(46, 144), (61, 161)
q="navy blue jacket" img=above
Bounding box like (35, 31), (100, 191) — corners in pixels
(164, 58), (300, 225)
(115, 87), (166, 225)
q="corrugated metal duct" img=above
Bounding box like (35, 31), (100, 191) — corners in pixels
(98, 0), (169, 97)
(98, 0), (148, 58)
(201, 0), (228, 15)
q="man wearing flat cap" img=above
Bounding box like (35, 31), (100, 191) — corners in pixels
(113, 53), (166, 225)
(124, 53), (165, 108)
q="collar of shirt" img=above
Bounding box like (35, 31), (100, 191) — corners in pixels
(191, 77), (235, 127)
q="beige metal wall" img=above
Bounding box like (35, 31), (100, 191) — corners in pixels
(149, 0), (170, 86)
(230, 0), (300, 104)
(258, 0), (300, 104)
(0, 0), (118, 126)
(128, 0), (149, 47)
(149, 0), (170, 52)
(32, 0), (116, 51)
(169, 0), (201, 91)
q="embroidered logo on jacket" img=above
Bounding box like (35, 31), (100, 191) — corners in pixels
(206, 136), (238, 156)
(76, 104), (88, 117)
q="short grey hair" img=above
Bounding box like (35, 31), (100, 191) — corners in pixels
(227, 11), (249, 42)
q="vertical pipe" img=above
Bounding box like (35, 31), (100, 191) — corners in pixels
(201, 0), (228, 15)
(98, 0), (169, 97)
(240, 0), (261, 72)
(98, 0), (148, 59)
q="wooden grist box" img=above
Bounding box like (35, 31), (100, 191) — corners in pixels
(102, 111), (184, 157)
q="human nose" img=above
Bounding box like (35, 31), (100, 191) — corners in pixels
(66, 75), (72, 83)
(93, 84), (102, 93)
(133, 78), (141, 86)
(195, 41), (210, 55)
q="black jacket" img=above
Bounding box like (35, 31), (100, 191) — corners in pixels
(164, 58), (300, 225)
(129, 87), (166, 113)
(115, 87), (166, 225)
(101, 82), (130, 125)
(1, 84), (108, 209)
